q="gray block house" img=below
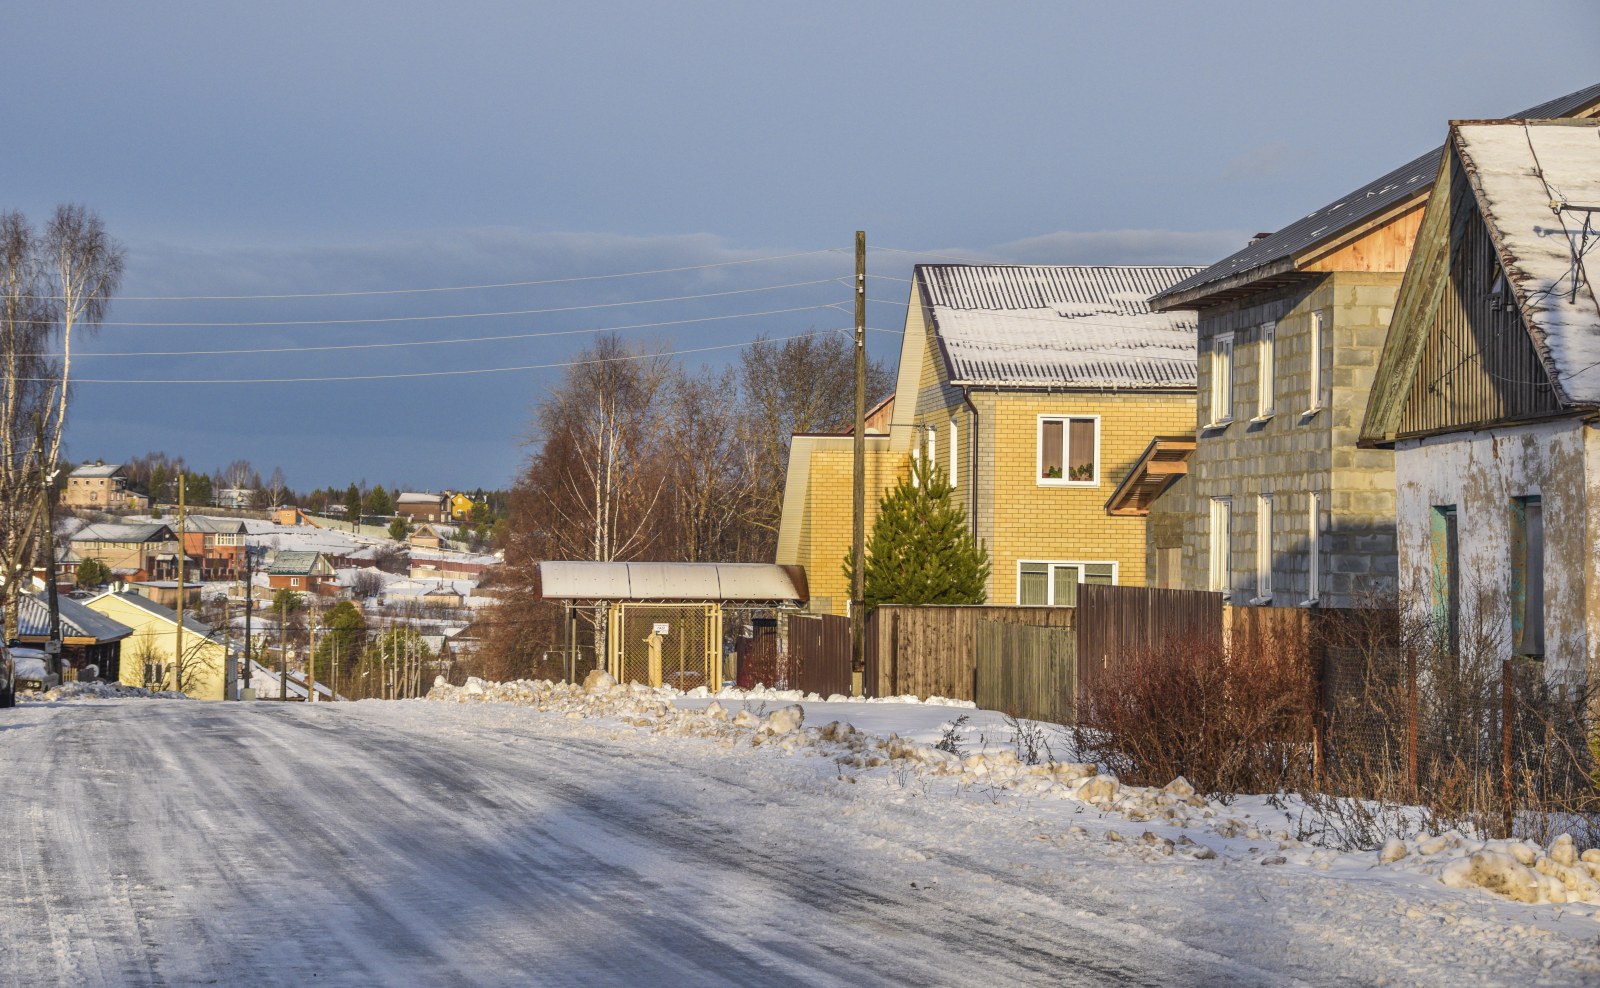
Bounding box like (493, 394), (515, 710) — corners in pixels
(1146, 83), (1600, 609)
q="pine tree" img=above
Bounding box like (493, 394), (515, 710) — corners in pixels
(844, 455), (989, 611)
(343, 483), (362, 520)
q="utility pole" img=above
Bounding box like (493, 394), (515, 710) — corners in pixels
(851, 230), (867, 694)
(176, 471), (185, 693)
(242, 546), (254, 699)
(279, 593), (289, 701)
(308, 601), (318, 702)
(41, 461), (62, 679)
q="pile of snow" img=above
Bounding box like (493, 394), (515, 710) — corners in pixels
(26, 681), (189, 702)
(1365, 832), (1600, 906)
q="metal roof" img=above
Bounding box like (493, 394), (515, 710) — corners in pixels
(12, 593), (133, 643)
(269, 550), (327, 576)
(69, 463), (122, 478)
(917, 265), (1201, 389)
(72, 522), (174, 543)
(1155, 82), (1600, 306)
(183, 515), (247, 534)
(86, 591), (222, 640)
(538, 561), (809, 604)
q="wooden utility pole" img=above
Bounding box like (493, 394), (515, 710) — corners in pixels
(851, 230), (867, 692)
(308, 601), (318, 702)
(176, 471), (185, 693)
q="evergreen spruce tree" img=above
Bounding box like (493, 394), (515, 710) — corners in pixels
(844, 455), (989, 611)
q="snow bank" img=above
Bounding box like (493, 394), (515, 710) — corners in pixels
(1366, 832), (1600, 907)
(24, 681), (190, 702)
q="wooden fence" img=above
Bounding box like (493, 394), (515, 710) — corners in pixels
(1076, 584), (1222, 699)
(975, 621), (1077, 725)
(788, 613), (852, 698)
(864, 605), (1075, 701)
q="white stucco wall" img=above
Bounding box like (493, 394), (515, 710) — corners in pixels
(1394, 418), (1596, 688)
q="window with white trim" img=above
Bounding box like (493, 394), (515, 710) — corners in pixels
(1037, 415), (1099, 485)
(1307, 311), (1325, 414)
(1018, 561), (1115, 607)
(1210, 333), (1234, 425)
(1255, 321), (1276, 418)
(1254, 493), (1273, 604)
(926, 426), (937, 475)
(949, 417), (958, 487)
(1306, 492), (1322, 604)
(1209, 497), (1232, 594)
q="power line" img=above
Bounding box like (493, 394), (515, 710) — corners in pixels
(51, 303), (841, 358)
(9, 278), (845, 329)
(40, 330), (848, 385)
(23, 248), (847, 302)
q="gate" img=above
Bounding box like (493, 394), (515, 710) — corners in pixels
(608, 602), (722, 692)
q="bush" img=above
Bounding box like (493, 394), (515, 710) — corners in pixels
(1071, 630), (1314, 800)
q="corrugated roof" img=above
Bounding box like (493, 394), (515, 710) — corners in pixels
(1456, 120), (1600, 405)
(12, 593), (133, 642)
(1157, 82), (1600, 305)
(538, 561), (808, 603)
(918, 265), (1201, 389)
(72, 522), (174, 543)
(268, 550), (325, 575)
(183, 515), (247, 534)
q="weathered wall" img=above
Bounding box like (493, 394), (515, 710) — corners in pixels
(1182, 271), (1401, 607)
(1394, 418), (1594, 688)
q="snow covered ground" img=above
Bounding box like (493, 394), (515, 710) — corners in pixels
(2, 684), (1598, 985)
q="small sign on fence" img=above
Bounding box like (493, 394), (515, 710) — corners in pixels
(652, 623), (670, 635)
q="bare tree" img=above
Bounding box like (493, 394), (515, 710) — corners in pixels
(223, 458), (255, 492)
(663, 365), (754, 561)
(263, 467), (288, 508)
(0, 206), (122, 637)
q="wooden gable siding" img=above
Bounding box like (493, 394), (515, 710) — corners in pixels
(1300, 202), (1426, 274)
(1396, 165), (1560, 439)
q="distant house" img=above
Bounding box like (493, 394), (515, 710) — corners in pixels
(84, 591), (229, 700)
(70, 522), (182, 581)
(214, 487), (256, 509)
(271, 507), (316, 527)
(125, 581), (203, 611)
(408, 524), (446, 550)
(1359, 118), (1600, 690)
(61, 461), (149, 512)
(181, 516), (248, 580)
(1148, 82), (1600, 608)
(777, 264), (1201, 612)
(396, 492), (449, 523)
(268, 551), (337, 595)
(446, 491), (482, 521)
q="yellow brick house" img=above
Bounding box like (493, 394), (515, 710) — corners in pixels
(778, 264), (1200, 610)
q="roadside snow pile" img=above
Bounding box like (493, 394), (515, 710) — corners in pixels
(673, 681), (975, 708)
(1364, 832), (1600, 906)
(27, 681), (189, 702)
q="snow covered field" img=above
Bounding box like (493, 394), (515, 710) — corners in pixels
(2, 686), (1599, 985)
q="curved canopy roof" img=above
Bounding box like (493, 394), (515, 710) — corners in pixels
(538, 562), (808, 604)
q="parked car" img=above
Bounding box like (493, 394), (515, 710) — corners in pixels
(0, 641), (14, 708)
(9, 647), (55, 693)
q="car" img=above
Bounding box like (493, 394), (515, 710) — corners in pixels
(0, 641), (13, 708)
(9, 647), (55, 693)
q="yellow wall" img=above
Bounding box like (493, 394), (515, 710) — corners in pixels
(788, 442), (908, 616)
(86, 594), (228, 700)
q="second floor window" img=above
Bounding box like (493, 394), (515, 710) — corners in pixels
(1256, 321), (1276, 418)
(1038, 415), (1098, 485)
(1211, 333), (1234, 425)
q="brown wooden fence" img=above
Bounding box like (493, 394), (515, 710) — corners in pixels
(1075, 584), (1223, 699)
(975, 621), (1077, 725)
(788, 613), (853, 697)
(864, 606), (1075, 701)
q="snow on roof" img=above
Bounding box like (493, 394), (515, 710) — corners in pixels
(183, 515), (247, 534)
(396, 492), (441, 504)
(269, 550), (326, 576)
(70, 462), (123, 478)
(1455, 120), (1600, 405)
(1157, 82), (1600, 304)
(917, 265), (1201, 389)
(72, 522), (173, 543)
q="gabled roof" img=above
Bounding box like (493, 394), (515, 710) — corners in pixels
(70, 462), (123, 478)
(12, 593), (133, 643)
(396, 492), (442, 504)
(85, 591), (222, 641)
(916, 265), (1202, 390)
(1362, 119), (1600, 445)
(72, 522), (175, 543)
(183, 515), (247, 535)
(268, 550), (330, 576)
(1155, 82), (1600, 309)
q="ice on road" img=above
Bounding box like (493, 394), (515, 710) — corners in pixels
(1, 698), (1595, 986)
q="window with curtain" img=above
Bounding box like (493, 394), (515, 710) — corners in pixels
(1037, 416), (1098, 484)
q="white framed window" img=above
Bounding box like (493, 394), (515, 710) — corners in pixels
(1037, 414), (1100, 486)
(1018, 560), (1116, 607)
(1305, 311), (1325, 416)
(291, 577), (300, 587)
(1209, 497), (1232, 595)
(926, 426), (937, 475)
(948, 417), (958, 487)
(1305, 492), (1322, 605)
(1253, 493), (1274, 604)
(1254, 321), (1276, 420)
(1210, 333), (1234, 426)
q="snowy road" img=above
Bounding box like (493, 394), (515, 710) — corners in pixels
(1, 699), (1593, 986)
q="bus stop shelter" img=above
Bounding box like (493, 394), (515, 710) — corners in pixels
(538, 561), (808, 691)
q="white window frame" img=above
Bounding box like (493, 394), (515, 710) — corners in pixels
(291, 577), (300, 587)
(1303, 310), (1325, 418)
(1209, 332), (1234, 427)
(1302, 492), (1322, 606)
(1035, 414), (1102, 487)
(1016, 560), (1118, 606)
(1253, 321), (1276, 421)
(926, 425), (937, 475)
(1251, 493), (1274, 605)
(1209, 497), (1232, 596)
(948, 416), (958, 487)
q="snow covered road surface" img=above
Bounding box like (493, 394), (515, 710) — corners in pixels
(2, 699), (1597, 986)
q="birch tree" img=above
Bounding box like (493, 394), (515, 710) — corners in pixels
(0, 206), (123, 637)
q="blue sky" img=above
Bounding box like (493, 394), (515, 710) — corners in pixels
(4, 1), (1594, 492)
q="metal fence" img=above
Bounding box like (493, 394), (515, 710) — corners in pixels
(975, 620), (1077, 725)
(789, 613), (852, 698)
